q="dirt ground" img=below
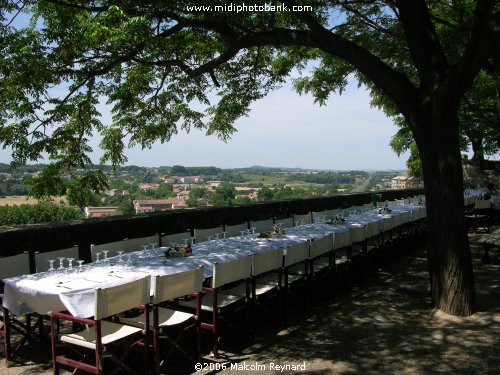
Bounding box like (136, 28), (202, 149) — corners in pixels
(1, 231), (498, 375)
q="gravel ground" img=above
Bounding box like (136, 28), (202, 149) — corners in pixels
(2, 231), (499, 375)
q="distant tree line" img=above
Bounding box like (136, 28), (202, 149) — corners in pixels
(0, 203), (82, 226)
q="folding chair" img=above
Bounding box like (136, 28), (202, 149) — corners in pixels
(120, 267), (204, 375)
(275, 217), (294, 228)
(308, 234), (335, 300)
(469, 199), (492, 233)
(1, 252), (41, 366)
(294, 212), (312, 225)
(257, 242), (310, 322)
(221, 248), (284, 335)
(50, 276), (151, 375)
(91, 234), (160, 261)
(223, 222), (249, 238)
(249, 219), (273, 234)
(161, 231), (192, 246)
(35, 245), (79, 273)
(179, 255), (252, 358)
(193, 227), (223, 243)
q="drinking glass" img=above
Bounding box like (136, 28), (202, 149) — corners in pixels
(67, 258), (75, 274)
(47, 259), (56, 274)
(77, 260), (84, 272)
(117, 250), (125, 265)
(207, 235), (213, 242)
(56, 257), (65, 272)
(95, 252), (101, 264)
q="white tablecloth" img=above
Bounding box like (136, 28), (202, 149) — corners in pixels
(2, 203), (425, 318)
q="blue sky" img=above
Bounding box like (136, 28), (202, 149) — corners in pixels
(0, 78), (409, 170)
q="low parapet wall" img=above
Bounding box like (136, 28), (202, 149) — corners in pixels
(0, 189), (423, 265)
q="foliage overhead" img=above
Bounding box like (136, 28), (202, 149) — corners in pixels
(0, 0), (498, 194)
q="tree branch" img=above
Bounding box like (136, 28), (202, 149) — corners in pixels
(455, 2), (499, 95)
(281, 0), (418, 117)
(395, 0), (448, 91)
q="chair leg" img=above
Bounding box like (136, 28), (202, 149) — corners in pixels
(212, 292), (219, 359)
(3, 307), (12, 365)
(50, 315), (60, 375)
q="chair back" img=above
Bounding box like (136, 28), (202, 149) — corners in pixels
(152, 267), (203, 304)
(224, 222), (249, 238)
(249, 219), (274, 234)
(161, 231), (192, 246)
(365, 221), (381, 238)
(252, 248), (284, 276)
(0, 252), (30, 281)
(194, 227), (223, 243)
(311, 210), (328, 222)
(275, 217), (294, 228)
(294, 213), (312, 225)
(212, 255), (252, 288)
(92, 235), (159, 258)
(475, 199), (492, 209)
(94, 276), (151, 320)
(310, 234), (333, 259)
(126, 234), (159, 252)
(284, 242), (310, 267)
(35, 245), (79, 272)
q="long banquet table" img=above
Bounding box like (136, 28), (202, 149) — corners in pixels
(2, 204), (427, 319)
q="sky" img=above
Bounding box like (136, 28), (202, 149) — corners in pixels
(0, 75), (407, 170)
(131, 79), (409, 170)
(75, 79), (409, 171)
(0, 79), (409, 170)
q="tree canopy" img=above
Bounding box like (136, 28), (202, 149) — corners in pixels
(1, 1), (499, 316)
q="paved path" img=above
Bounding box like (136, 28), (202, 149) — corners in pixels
(2, 232), (499, 374)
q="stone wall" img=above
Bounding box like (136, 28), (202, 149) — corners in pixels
(462, 159), (500, 188)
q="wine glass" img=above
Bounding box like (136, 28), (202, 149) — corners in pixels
(56, 257), (65, 272)
(95, 252), (101, 264)
(117, 250), (125, 266)
(47, 259), (56, 274)
(207, 235), (213, 242)
(67, 258), (75, 274)
(77, 260), (84, 273)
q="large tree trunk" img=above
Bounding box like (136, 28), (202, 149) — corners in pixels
(416, 106), (476, 316)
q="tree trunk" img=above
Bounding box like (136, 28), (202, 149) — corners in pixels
(470, 138), (485, 161)
(416, 106), (476, 316)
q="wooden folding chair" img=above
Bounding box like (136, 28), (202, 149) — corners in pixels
(221, 248), (284, 336)
(120, 267), (204, 375)
(179, 255), (252, 358)
(50, 276), (151, 375)
(1, 252), (43, 366)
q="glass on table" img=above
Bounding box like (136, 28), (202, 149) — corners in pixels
(56, 257), (66, 272)
(47, 259), (56, 274)
(117, 250), (125, 265)
(95, 252), (102, 264)
(77, 260), (84, 272)
(206, 235), (213, 242)
(67, 258), (75, 274)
